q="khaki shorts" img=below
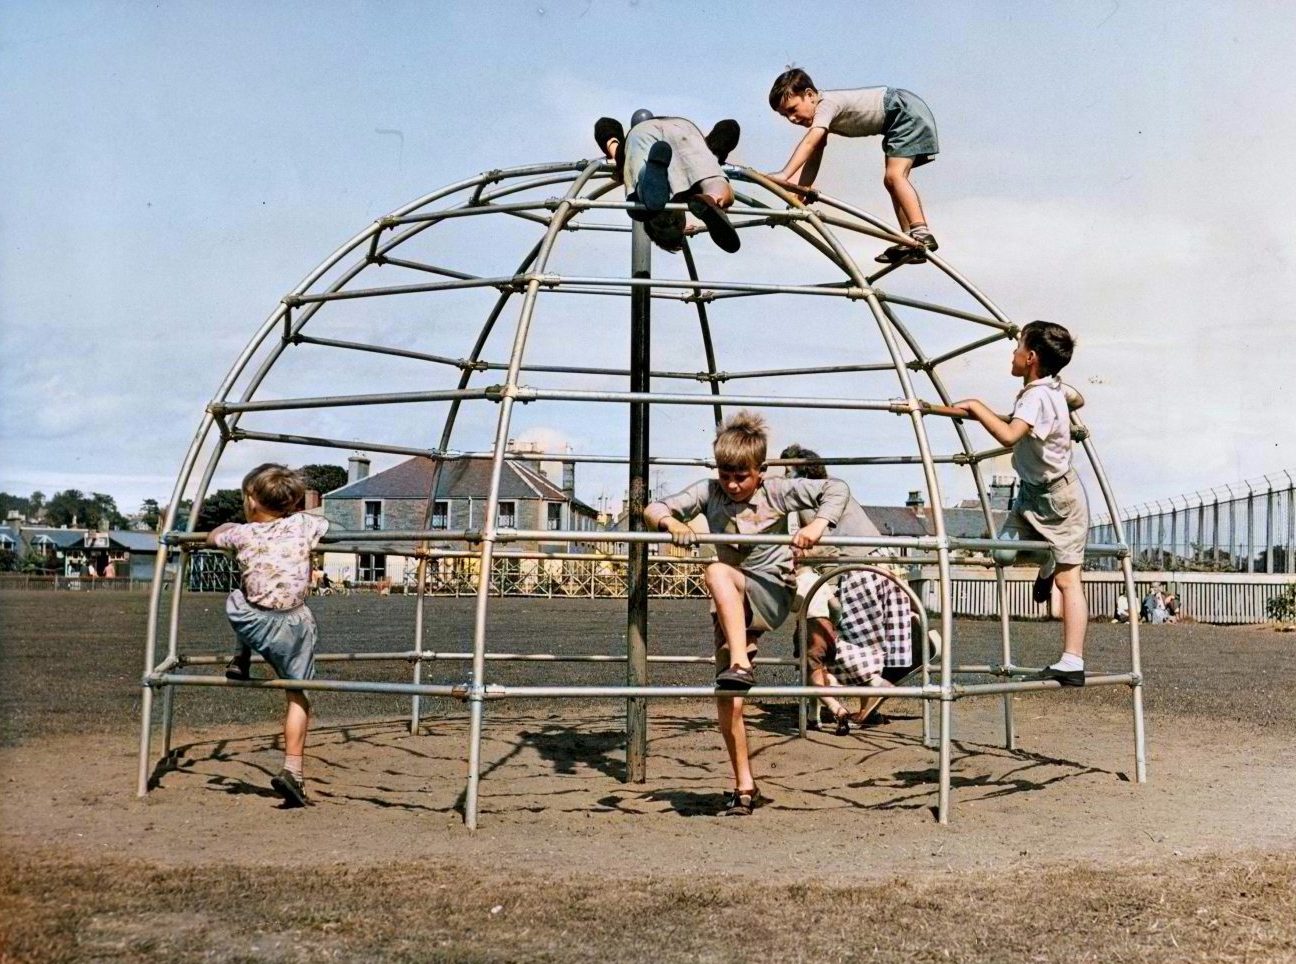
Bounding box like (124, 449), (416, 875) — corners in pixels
(998, 469), (1090, 571)
(709, 570), (793, 670)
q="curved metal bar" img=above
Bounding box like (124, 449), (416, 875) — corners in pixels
(742, 167), (959, 825)
(463, 159), (607, 828)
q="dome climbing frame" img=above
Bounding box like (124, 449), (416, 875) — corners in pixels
(139, 157), (1145, 828)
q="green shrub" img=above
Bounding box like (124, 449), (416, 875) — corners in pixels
(1267, 583), (1296, 623)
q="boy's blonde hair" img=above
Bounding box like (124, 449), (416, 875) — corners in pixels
(242, 463), (305, 515)
(714, 410), (768, 470)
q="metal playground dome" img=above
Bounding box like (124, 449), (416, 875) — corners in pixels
(138, 156), (1146, 828)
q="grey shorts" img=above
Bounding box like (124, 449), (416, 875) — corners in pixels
(708, 569), (793, 669)
(882, 88), (939, 167)
(225, 589), (318, 681)
(623, 116), (726, 199)
(998, 469), (1090, 571)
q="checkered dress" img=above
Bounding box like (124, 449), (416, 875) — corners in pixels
(832, 569), (914, 685)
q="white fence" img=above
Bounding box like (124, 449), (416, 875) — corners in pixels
(922, 569), (1295, 624)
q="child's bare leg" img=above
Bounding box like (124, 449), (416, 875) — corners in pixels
(882, 156), (926, 232)
(705, 563), (751, 669)
(1055, 564), (1087, 658)
(283, 691), (310, 770)
(697, 176), (734, 209)
(805, 617), (846, 716)
(716, 693), (754, 791)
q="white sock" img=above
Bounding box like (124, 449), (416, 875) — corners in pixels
(284, 754), (303, 779)
(1051, 653), (1084, 672)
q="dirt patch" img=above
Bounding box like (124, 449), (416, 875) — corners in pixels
(2, 592), (1295, 962)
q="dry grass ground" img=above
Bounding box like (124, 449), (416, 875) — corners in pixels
(2, 591), (1295, 963)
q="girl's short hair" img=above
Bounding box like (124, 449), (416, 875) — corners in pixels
(242, 463), (305, 515)
(779, 443), (827, 479)
(714, 410), (768, 470)
(768, 67), (816, 110)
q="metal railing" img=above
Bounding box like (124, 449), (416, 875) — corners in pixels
(1090, 470), (1296, 573)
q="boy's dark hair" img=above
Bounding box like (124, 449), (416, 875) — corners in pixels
(242, 463), (306, 515)
(1020, 320), (1074, 376)
(769, 68), (817, 111)
(779, 443), (827, 480)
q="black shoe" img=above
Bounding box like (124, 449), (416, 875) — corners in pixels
(1036, 665), (1085, 687)
(225, 649), (251, 681)
(271, 768), (310, 807)
(687, 195), (741, 253)
(636, 141), (672, 211)
(705, 119), (741, 164)
(593, 116), (624, 157)
(1033, 573), (1055, 604)
(720, 785), (763, 816)
(715, 665), (755, 690)
(874, 242), (911, 264)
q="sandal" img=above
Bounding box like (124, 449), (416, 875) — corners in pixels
(715, 664), (756, 690)
(833, 708), (851, 737)
(721, 785), (763, 816)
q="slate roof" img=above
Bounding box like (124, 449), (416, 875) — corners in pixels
(22, 527), (87, 549)
(324, 457), (570, 502)
(858, 505), (929, 538)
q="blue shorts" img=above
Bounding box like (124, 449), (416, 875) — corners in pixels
(883, 89), (940, 167)
(225, 589), (318, 681)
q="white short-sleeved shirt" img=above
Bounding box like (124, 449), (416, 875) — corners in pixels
(811, 87), (889, 137)
(1010, 376), (1072, 484)
(213, 512), (330, 610)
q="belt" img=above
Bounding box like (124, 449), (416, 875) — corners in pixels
(1022, 468), (1077, 492)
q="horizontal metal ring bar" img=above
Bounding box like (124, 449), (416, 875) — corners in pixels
(569, 199), (813, 221)
(513, 387), (905, 411)
(874, 291), (1013, 332)
(226, 431), (981, 469)
(176, 652), (800, 667)
(953, 674), (1137, 696)
(539, 275), (869, 299)
(290, 275), (518, 305)
(211, 387), (488, 414)
(293, 335), (465, 368)
(923, 331), (1014, 369)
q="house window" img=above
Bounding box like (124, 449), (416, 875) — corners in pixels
(0, 535), (13, 550)
(358, 553), (386, 582)
(497, 501), (516, 528)
(363, 500), (382, 530)
(432, 500), (449, 530)
(547, 503), (562, 531)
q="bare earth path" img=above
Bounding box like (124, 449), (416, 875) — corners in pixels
(2, 592), (1294, 962)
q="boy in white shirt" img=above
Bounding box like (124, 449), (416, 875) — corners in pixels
(766, 67), (940, 264)
(954, 321), (1091, 685)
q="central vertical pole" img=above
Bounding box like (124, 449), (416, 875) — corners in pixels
(626, 220), (651, 783)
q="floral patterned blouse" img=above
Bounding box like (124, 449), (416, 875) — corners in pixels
(214, 513), (330, 610)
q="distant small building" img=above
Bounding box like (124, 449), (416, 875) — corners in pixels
(0, 524), (161, 579)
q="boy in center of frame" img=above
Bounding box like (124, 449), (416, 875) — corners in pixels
(644, 411), (850, 816)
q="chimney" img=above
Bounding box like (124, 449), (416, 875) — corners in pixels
(347, 454), (370, 484)
(562, 461), (575, 499)
(905, 489), (925, 509)
(989, 474), (1017, 510)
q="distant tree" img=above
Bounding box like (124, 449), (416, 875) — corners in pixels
(197, 489), (246, 530)
(43, 490), (128, 530)
(299, 464), (348, 496)
(29, 491), (45, 520)
(140, 498), (162, 531)
(0, 492), (33, 520)
(0, 548), (16, 572)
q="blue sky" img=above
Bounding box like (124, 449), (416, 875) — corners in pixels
(2, 1), (1293, 519)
